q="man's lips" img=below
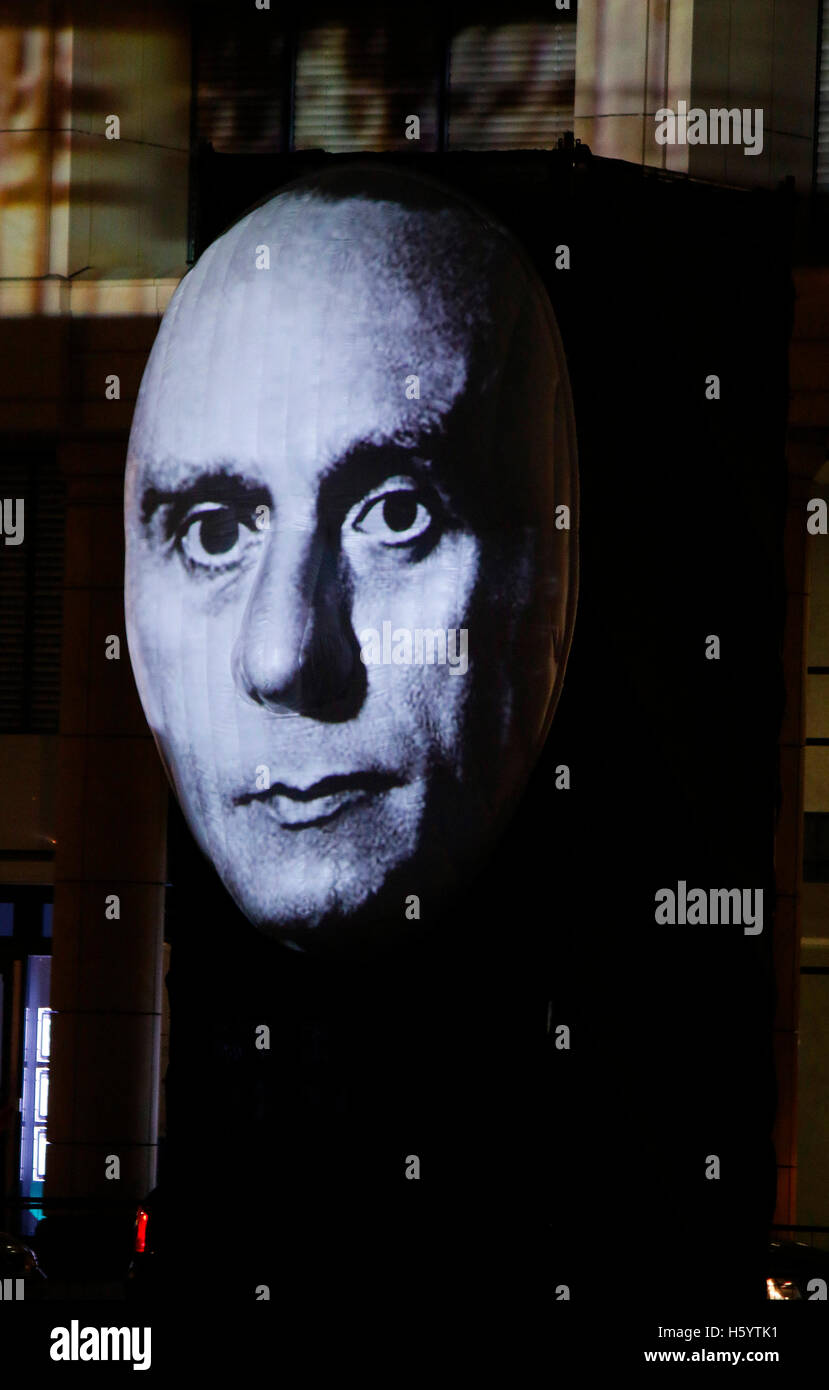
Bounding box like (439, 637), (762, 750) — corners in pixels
(233, 771), (403, 828)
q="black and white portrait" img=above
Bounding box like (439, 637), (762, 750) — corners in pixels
(124, 166), (577, 948)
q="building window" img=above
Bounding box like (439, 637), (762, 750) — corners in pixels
(0, 453), (65, 734)
(294, 21), (442, 152)
(448, 20), (577, 150)
(194, 8), (577, 156)
(803, 811), (829, 881)
(195, 6), (287, 153)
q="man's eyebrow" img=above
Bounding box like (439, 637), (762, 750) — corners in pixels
(139, 426), (452, 522)
(139, 469), (269, 528)
(316, 434), (446, 515)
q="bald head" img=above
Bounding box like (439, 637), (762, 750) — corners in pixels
(125, 166), (576, 948)
(130, 170), (551, 507)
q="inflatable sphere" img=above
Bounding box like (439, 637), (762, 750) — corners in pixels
(124, 165), (578, 950)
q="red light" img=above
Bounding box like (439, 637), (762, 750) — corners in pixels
(135, 1208), (149, 1255)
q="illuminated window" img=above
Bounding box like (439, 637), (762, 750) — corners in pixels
(19, 957), (51, 1196)
(37, 1007), (52, 1063)
(294, 22), (440, 152)
(35, 1066), (49, 1122)
(194, 10), (576, 157)
(33, 1126), (47, 1182)
(195, 11), (286, 154)
(449, 21), (577, 150)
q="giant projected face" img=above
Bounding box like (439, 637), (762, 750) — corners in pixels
(125, 167), (577, 948)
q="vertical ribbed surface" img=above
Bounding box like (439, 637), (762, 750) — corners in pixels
(0, 455), (65, 733)
(193, 13), (577, 156)
(449, 21), (577, 150)
(818, 0), (829, 190)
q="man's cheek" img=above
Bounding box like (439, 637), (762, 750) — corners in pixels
(149, 600), (231, 678)
(133, 607), (198, 737)
(403, 666), (471, 760)
(127, 594), (171, 731)
(351, 536), (479, 625)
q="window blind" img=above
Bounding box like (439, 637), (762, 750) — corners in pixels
(449, 20), (577, 150)
(194, 10), (577, 155)
(0, 455), (65, 733)
(817, 0), (829, 191)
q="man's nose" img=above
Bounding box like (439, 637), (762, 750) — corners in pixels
(231, 520), (366, 721)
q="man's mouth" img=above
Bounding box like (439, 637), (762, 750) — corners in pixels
(233, 771), (403, 829)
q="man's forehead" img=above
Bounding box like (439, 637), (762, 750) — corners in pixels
(131, 422), (447, 498)
(182, 188), (494, 320)
(220, 188), (494, 290)
(168, 202), (489, 365)
(128, 210), (490, 490)
(129, 322), (469, 490)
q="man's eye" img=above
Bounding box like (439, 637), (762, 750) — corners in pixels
(352, 489), (434, 546)
(177, 504), (257, 569)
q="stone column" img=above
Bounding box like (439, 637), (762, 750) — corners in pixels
(574, 0), (818, 191)
(574, 0), (692, 170)
(45, 440), (167, 1207)
(777, 265), (829, 1226)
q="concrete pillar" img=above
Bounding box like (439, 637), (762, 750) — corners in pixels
(45, 440), (167, 1205)
(785, 266), (829, 1229)
(775, 462), (811, 1226)
(574, 0), (818, 192)
(574, 0), (692, 169)
(688, 0), (818, 193)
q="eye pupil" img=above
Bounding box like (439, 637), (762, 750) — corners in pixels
(199, 510), (237, 554)
(383, 494), (418, 532)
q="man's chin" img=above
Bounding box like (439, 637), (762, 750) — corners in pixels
(217, 855), (444, 957)
(218, 863), (400, 948)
